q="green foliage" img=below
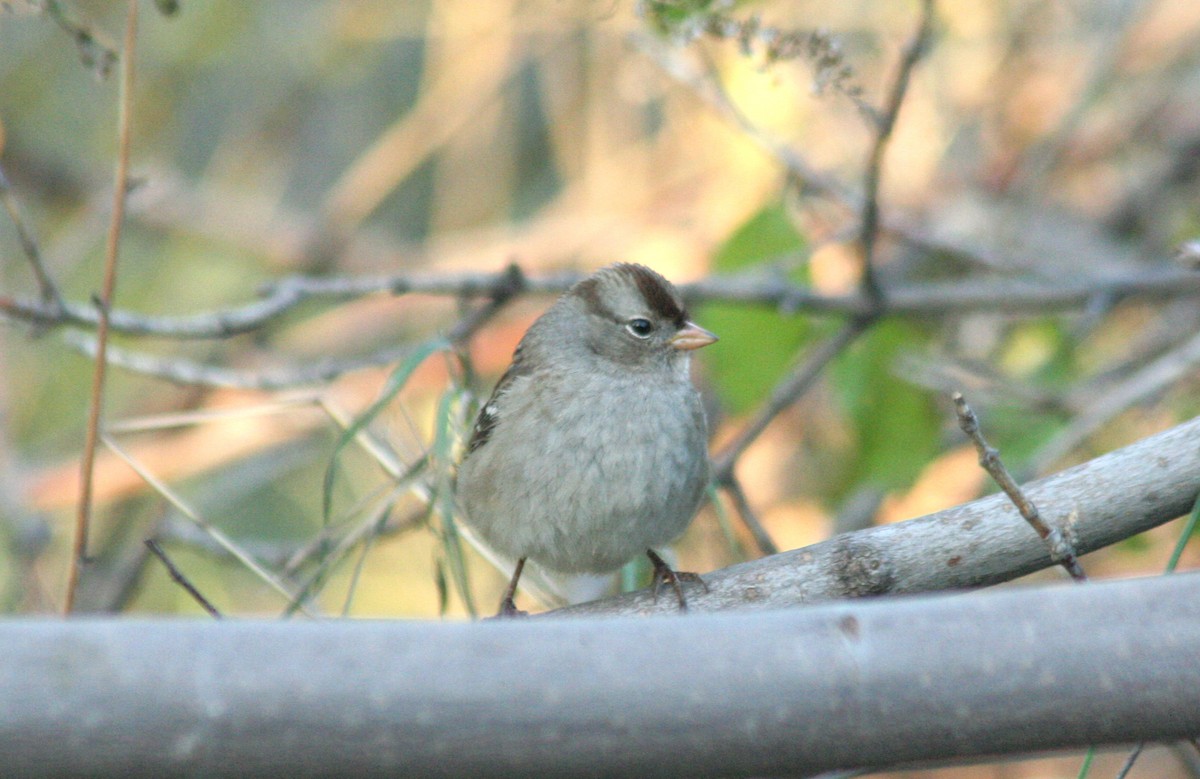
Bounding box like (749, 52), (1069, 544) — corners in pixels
(431, 386), (476, 618)
(831, 320), (940, 495)
(699, 202), (810, 414)
(1166, 494), (1200, 573)
(977, 404), (1064, 467)
(642, 0), (725, 37)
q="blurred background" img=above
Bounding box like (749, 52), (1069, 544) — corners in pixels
(2, 1), (1200, 774)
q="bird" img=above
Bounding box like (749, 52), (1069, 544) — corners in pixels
(456, 262), (717, 616)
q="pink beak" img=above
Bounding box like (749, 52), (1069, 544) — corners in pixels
(669, 321), (718, 351)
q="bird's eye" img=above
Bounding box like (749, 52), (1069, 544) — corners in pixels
(625, 318), (653, 338)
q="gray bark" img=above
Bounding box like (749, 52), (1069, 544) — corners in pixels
(556, 414), (1200, 617)
(1, 574), (1198, 777)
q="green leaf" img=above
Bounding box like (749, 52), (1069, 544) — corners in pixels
(432, 387), (476, 618)
(642, 0), (722, 36)
(830, 320), (939, 497)
(975, 405), (1063, 467)
(700, 203), (810, 414)
(712, 202), (807, 274)
(1166, 492), (1200, 573)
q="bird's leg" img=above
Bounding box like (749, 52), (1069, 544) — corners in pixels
(496, 557), (528, 618)
(646, 549), (708, 612)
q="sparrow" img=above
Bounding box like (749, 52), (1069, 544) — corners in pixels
(456, 263), (717, 615)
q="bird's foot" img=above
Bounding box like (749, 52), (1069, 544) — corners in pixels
(489, 595), (529, 619)
(646, 549), (708, 612)
(487, 557), (529, 619)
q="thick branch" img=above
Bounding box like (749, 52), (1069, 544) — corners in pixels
(1, 574), (1198, 777)
(557, 413), (1200, 617)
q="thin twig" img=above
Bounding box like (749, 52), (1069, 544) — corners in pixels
(5, 264), (1200, 340)
(858, 0), (935, 305)
(714, 3), (937, 511)
(63, 332), (431, 389)
(283, 492), (410, 616)
(722, 476), (778, 556)
(952, 392), (1088, 582)
(444, 263), (528, 344)
(144, 539), (222, 619)
(0, 264), (537, 339)
(104, 394), (322, 434)
(101, 433), (315, 615)
(66, 0), (138, 615)
(59, 264), (527, 389)
(713, 318), (870, 483)
(0, 163), (63, 308)
(1114, 741), (1145, 779)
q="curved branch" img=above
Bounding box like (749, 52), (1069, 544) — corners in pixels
(1, 574), (1198, 777)
(555, 413), (1200, 617)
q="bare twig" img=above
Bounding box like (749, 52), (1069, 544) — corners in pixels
(721, 476), (778, 557)
(0, 163), (63, 308)
(63, 332), (435, 389)
(636, 11), (1019, 277)
(0, 264), (534, 339)
(953, 392), (1087, 582)
(103, 395), (322, 434)
(59, 264), (528, 389)
(66, 0), (137, 615)
(144, 539), (222, 619)
(443, 262), (528, 343)
(1114, 741), (1145, 779)
(5, 264), (1200, 340)
(858, 0), (935, 304)
(102, 433), (314, 615)
(711, 3), (937, 525)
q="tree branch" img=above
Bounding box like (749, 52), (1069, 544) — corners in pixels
(4, 265), (1199, 341)
(556, 413), (1200, 617)
(2, 574), (1198, 777)
(857, 0), (934, 304)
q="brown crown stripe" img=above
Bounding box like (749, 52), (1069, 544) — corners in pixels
(620, 263), (687, 327)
